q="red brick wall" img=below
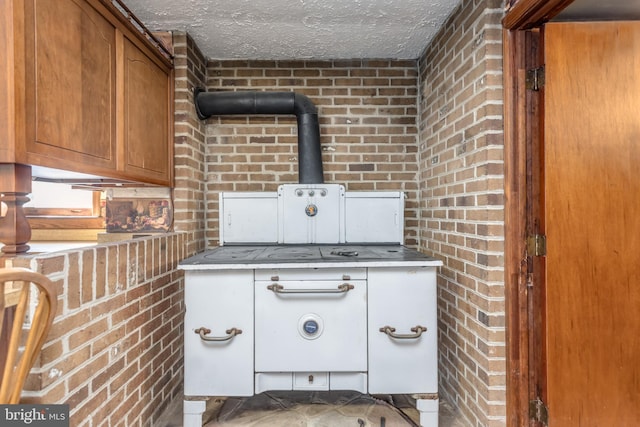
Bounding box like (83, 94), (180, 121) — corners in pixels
(418, 0), (506, 425)
(202, 59), (421, 248)
(3, 234), (192, 426)
(172, 33), (207, 255)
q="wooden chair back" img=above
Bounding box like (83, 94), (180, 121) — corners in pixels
(0, 267), (57, 403)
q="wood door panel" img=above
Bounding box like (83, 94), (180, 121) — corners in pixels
(27, 0), (116, 167)
(544, 22), (640, 426)
(122, 36), (170, 181)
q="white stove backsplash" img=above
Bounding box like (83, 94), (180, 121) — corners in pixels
(219, 184), (404, 245)
(278, 184), (344, 244)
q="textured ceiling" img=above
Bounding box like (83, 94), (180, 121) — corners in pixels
(123, 0), (463, 60)
(124, 0), (640, 60)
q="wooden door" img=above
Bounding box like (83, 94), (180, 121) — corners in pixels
(120, 35), (172, 185)
(542, 21), (640, 426)
(23, 0), (117, 170)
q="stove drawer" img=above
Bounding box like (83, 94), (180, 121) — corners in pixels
(254, 372), (367, 394)
(255, 373), (292, 394)
(255, 279), (367, 372)
(294, 372), (329, 390)
(184, 271), (254, 396)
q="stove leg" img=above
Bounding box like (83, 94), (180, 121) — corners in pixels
(416, 396), (439, 427)
(184, 399), (206, 427)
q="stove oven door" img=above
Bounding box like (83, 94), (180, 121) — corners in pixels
(255, 269), (367, 373)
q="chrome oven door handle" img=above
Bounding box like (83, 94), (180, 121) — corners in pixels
(267, 283), (355, 294)
(194, 327), (242, 342)
(379, 325), (427, 339)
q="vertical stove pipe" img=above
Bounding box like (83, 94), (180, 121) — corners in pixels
(194, 89), (324, 184)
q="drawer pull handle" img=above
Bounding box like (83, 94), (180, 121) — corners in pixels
(195, 327), (242, 342)
(379, 325), (427, 339)
(267, 283), (354, 294)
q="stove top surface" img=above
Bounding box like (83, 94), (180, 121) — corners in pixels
(180, 244), (441, 267)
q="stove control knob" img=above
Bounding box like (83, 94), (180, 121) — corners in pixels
(308, 190), (315, 196)
(299, 314), (323, 340)
(305, 204), (318, 217)
(296, 189), (304, 196)
(303, 320), (318, 335)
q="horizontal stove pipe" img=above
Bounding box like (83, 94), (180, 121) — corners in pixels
(194, 89), (324, 184)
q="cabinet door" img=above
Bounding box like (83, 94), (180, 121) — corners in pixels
(220, 193), (278, 244)
(121, 36), (172, 185)
(368, 267), (438, 394)
(184, 270), (254, 396)
(345, 192), (404, 244)
(23, 0), (117, 170)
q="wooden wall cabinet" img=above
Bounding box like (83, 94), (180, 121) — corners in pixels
(0, 0), (173, 253)
(2, 0), (174, 187)
(22, 0), (118, 173)
(121, 35), (172, 184)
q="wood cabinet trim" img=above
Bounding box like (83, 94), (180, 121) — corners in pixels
(503, 0), (575, 30)
(95, 0), (173, 68)
(0, 0), (17, 162)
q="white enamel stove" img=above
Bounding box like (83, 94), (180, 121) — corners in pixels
(180, 184), (442, 426)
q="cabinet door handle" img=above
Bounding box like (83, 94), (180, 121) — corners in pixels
(195, 327), (242, 342)
(267, 283), (354, 294)
(379, 325), (427, 339)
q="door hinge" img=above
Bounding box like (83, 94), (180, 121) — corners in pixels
(527, 234), (546, 257)
(529, 398), (549, 425)
(526, 66), (545, 91)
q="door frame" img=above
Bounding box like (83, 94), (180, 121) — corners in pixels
(502, 1), (574, 425)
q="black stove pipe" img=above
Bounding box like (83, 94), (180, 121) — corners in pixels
(194, 89), (324, 184)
